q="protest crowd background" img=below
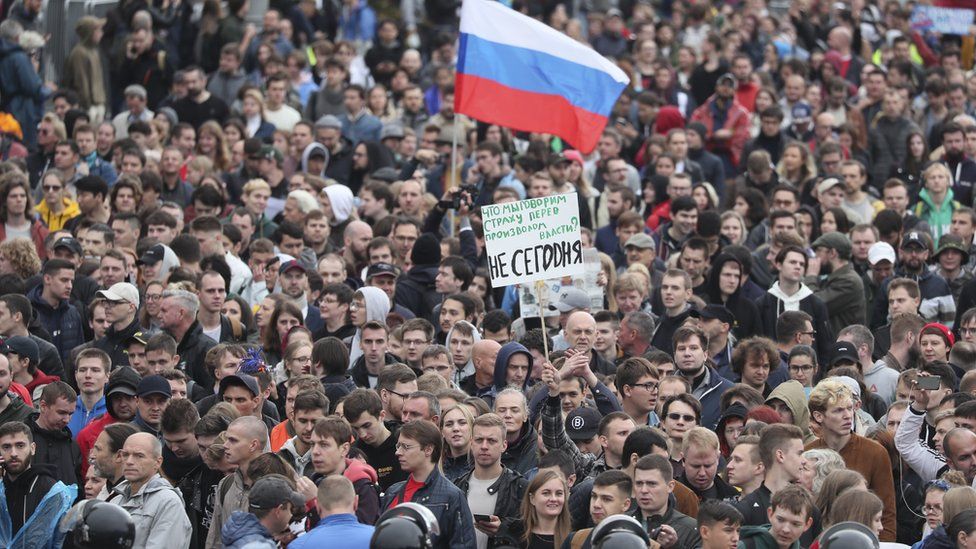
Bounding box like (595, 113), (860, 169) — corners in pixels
(3, 0), (976, 547)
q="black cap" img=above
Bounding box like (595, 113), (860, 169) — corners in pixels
(106, 366), (141, 398)
(699, 304), (735, 325)
(366, 262), (399, 279)
(829, 342), (859, 367)
(3, 336), (38, 366)
(565, 407), (601, 441)
(901, 230), (930, 251)
(138, 244), (166, 265)
(244, 138), (263, 158)
(219, 373), (260, 397)
(53, 236), (83, 256)
(137, 375), (172, 398)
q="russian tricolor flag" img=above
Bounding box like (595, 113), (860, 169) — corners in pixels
(455, 0), (629, 153)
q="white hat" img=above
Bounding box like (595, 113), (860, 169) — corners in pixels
(96, 282), (140, 308)
(867, 242), (896, 266)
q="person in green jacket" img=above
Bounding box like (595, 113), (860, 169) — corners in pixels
(913, 162), (960, 241)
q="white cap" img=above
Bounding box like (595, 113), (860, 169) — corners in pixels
(867, 242), (896, 266)
(96, 282), (140, 308)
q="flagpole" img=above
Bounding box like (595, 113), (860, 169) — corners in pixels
(449, 117), (458, 238)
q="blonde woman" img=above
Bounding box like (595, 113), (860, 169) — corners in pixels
(35, 170), (80, 231)
(915, 161), (959, 240)
(196, 120), (232, 172)
(241, 89), (275, 141)
(720, 210), (748, 246)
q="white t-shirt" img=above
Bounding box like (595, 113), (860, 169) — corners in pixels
(467, 475), (500, 549)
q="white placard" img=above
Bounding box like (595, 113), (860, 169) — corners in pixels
(482, 193), (585, 287)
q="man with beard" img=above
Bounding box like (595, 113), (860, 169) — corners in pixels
(690, 73), (751, 172)
(172, 66), (229, 129)
(805, 232), (866, 335)
(872, 232), (953, 330)
(0, 421), (71, 546)
(942, 122), (976, 206)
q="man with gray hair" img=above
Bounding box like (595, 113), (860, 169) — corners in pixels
(618, 311), (655, 359)
(0, 18), (48, 148)
(837, 324), (899, 406)
(114, 432), (192, 548)
(160, 289), (217, 392)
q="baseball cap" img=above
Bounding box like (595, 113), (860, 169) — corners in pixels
(53, 236), (83, 256)
(606, 7), (623, 18)
(901, 230), (930, 251)
(832, 375), (861, 400)
(816, 177), (844, 196)
(811, 231), (852, 257)
(278, 259), (306, 276)
(366, 262), (399, 279)
(138, 244), (166, 265)
(106, 366), (141, 397)
(867, 242), (896, 266)
(716, 73), (737, 88)
(3, 336), (38, 366)
(699, 304), (735, 325)
(137, 375), (172, 398)
(549, 287), (590, 313)
(624, 233), (655, 250)
(257, 145), (283, 163)
(96, 282), (140, 308)
(828, 342), (859, 367)
(565, 407), (601, 441)
(791, 102), (813, 122)
(380, 124), (405, 140)
(219, 373), (260, 397)
(127, 331), (148, 346)
(248, 474), (305, 511)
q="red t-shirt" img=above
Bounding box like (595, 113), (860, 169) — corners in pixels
(391, 476), (425, 506)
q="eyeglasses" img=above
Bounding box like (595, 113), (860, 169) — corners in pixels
(42, 185), (62, 192)
(403, 338), (428, 347)
(789, 364), (815, 373)
(290, 356), (311, 363)
(631, 381), (659, 392)
(799, 330), (817, 338)
(667, 413), (696, 423)
(923, 504), (943, 515)
(387, 389), (409, 399)
(960, 327), (976, 336)
(394, 443), (416, 451)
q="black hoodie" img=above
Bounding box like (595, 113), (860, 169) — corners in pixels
(3, 463), (59, 534)
(26, 412), (81, 487)
(703, 253), (760, 340)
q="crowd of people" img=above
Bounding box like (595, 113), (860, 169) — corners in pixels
(1, 0), (976, 548)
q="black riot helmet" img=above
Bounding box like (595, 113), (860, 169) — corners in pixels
(592, 514), (651, 549)
(370, 502), (440, 549)
(818, 522), (880, 549)
(62, 500), (136, 549)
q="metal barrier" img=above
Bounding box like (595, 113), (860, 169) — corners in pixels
(44, 0), (118, 81)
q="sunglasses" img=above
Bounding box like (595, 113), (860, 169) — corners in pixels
(667, 413), (697, 423)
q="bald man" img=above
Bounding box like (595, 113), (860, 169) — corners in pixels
(206, 416), (269, 548)
(461, 339), (501, 402)
(343, 220), (373, 274)
(945, 428), (976, 485)
(566, 311), (616, 375)
(115, 432), (192, 549)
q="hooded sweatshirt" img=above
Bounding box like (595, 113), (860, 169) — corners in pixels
(300, 142), (330, 177)
(493, 341), (533, 393)
(348, 286), (391, 371)
(717, 403), (748, 457)
(765, 381), (816, 444)
(62, 16), (106, 109)
(220, 511), (277, 549)
(152, 244), (181, 282)
(324, 184), (355, 226)
(445, 320), (481, 384)
(913, 188), (958, 241)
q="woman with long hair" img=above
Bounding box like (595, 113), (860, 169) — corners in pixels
(493, 470), (572, 549)
(776, 141), (818, 193)
(814, 469), (867, 528)
(347, 141), (394, 195)
(262, 300), (304, 366)
(440, 405), (474, 481)
(824, 490), (883, 538)
(222, 295), (256, 337)
(366, 84), (398, 124)
(819, 206), (852, 235)
(749, 88), (778, 138)
(0, 173), (48, 259)
(720, 211), (748, 247)
(197, 121), (232, 172)
(732, 187), (768, 231)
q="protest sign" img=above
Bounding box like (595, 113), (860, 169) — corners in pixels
(482, 193), (585, 287)
(518, 248), (604, 318)
(910, 5), (974, 35)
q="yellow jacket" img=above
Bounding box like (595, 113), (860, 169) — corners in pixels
(35, 198), (81, 231)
